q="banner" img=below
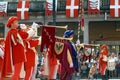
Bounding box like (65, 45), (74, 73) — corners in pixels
(40, 26), (56, 52)
(46, 0), (57, 16)
(88, 0), (100, 15)
(0, 2), (7, 17)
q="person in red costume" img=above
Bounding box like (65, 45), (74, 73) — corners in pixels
(98, 44), (108, 80)
(0, 38), (5, 80)
(19, 23), (41, 80)
(47, 45), (58, 80)
(24, 38), (41, 80)
(2, 16), (36, 80)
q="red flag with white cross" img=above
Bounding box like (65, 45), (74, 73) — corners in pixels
(110, 0), (120, 17)
(17, 1), (30, 20)
(66, 0), (79, 18)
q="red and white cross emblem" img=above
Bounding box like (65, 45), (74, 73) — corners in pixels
(17, 1), (30, 20)
(66, 0), (79, 17)
(110, 0), (120, 17)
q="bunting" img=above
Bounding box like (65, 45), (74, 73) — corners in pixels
(88, 0), (100, 15)
(46, 0), (57, 16)
(0, 2), (7, 17)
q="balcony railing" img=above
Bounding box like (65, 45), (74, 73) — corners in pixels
(7, 0), (109, 13)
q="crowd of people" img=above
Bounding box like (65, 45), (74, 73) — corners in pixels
(36, 44), (120, 80)
(0, 16), (120, 80)
(78, 45), (120, 80)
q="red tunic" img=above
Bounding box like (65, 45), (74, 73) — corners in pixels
(2, 29), (28, 77)
(24, 39), (39, 70)
(47, 46), (57, 79)
(98, 45), (108, 75)
(54, 39), (75, 80)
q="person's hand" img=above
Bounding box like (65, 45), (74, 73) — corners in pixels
(20, 24), (27, 29)
(69, 63), (73, 68)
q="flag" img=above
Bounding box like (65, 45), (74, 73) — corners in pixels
(17, 1), (30, 20)
(88, 0), (100, 15)
(66, 0), (79, 18)
(0, 2), (7, 17)
(40, 26), (56, 52)
(110, 0), (120, 17)
(46, 0), (57, 16)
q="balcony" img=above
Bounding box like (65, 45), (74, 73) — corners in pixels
(7, 0), (109, 13)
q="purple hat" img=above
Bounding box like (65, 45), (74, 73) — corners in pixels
(63, 30), (74, 38)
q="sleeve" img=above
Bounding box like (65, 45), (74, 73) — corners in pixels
(67, 49), (73, 68)
(11, 34), (17, 46)
(19, 30), (29, 39)
(29, 39), (39, 47)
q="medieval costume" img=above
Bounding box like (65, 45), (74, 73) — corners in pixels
(63, 30), (79, 72)
(40, 45), (59, 80)
(24, 38), (41, 80)
(54, 38), (75, 80)
(47, 46), (58, 80)
(2, 16), (35, 80)
(98, 44), (108, 80)
(18, 23), (40, 80)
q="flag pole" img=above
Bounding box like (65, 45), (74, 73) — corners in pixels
(76, 0), (82, 45)
(44, 1), (46, 25)
(53, 0), (56, 25)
